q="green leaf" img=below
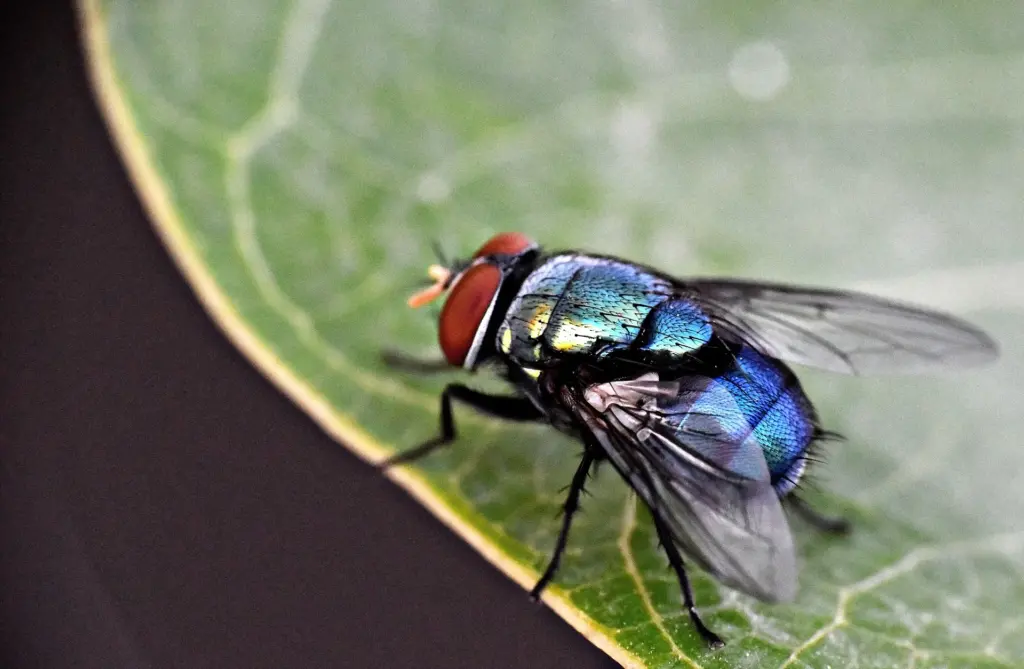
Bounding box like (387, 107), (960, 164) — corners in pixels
(81, 0), (1024, 665)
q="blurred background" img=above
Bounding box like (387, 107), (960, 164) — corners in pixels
(4, 1), (1023, 667)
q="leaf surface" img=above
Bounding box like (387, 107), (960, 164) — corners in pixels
(81, 1), (1024, 665)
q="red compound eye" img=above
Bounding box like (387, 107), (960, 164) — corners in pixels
(473, 232), (537, 259)
(439, 262), (502, 367)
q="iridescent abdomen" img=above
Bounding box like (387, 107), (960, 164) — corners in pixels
(664, 346), (815, 494)
(498, 254), (712, 365)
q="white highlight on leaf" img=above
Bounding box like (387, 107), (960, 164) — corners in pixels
(728, 41), (791, 101)
(610, 100), (658, 156)
(415, 171), (451, 204)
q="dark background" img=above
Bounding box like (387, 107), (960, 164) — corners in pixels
(0, 4), (615, 667)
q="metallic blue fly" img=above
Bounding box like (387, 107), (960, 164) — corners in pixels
(384, 232), (998, 648)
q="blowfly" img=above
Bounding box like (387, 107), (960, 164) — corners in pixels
(383, 232), (998, 647)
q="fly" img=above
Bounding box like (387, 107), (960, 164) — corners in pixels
(382, 232), (998, 648)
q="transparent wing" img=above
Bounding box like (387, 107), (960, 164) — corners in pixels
(577, 373), (798, 602)
(681, 278), (998, 374)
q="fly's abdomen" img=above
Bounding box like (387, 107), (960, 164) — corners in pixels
(672, 346), (816, 494)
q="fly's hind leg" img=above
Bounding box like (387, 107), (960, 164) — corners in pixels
(380, 385), (543, 468)
(787, 495), (851, 535)
(650, 509), (725, 649)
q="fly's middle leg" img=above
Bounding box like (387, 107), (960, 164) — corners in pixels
(650, 509), (725, 649)
(530, 449), (596, 600)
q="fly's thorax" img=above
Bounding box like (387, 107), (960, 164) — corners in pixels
(496, 253), (600, 366)
(496, 254), (715, 368)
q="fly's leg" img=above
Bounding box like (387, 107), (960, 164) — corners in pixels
(787, 496), (851, 535)
(651, 510), (725, 649)
(380, 349), (452, 374)
(380, 385), (542, 468)
(530, 450), (596, 600)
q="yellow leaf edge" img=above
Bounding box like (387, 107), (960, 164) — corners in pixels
(74, 1), (652, 667)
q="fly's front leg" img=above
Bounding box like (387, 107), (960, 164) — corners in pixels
(380, 384), (542, 468)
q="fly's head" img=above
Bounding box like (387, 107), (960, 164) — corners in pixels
(407, 232), (539, 370)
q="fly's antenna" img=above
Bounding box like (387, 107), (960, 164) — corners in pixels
(405, 240), (455, 308)
(430, 239), (449, 267)
(407, 264), (451, 308)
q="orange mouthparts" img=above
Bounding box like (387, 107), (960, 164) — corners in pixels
(407, 264), (452, 308)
